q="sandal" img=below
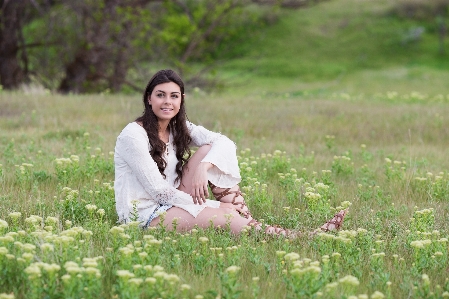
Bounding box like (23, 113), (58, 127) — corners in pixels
(209, 182), (252, 219)
(319, 209), (348, 232)
(247, 219), (300, 238)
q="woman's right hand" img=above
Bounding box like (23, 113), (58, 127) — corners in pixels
(189, 162), (212, 205)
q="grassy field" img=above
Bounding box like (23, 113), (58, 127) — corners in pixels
(1, 88), (449, 298)
(1, 0), (449, 298)
(219, 0), (449, 95)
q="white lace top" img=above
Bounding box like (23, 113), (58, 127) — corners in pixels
(114, 121), (241, 224)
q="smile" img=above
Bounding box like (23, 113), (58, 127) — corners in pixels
(161, 108), (173, 111)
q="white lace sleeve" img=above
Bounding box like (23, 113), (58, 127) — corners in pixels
(115, 126), (194, 206)
(187, 121), (241, 187)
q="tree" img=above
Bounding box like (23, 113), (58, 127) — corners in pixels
(52, 0), (270, 93)
(1, 0), (320, 93)
(147, 0), (272, 86)
(0, 0), (55, 90)
(57, 0), (159, 93)
(0, 0), (29, 89)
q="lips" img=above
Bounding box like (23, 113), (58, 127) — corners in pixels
(161, 108), (173, 112)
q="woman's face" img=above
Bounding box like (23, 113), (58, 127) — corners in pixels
(148, 82), (183, 123)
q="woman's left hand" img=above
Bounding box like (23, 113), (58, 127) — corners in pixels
(190, 162), (212, 204)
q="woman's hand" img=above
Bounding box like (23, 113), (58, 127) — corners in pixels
(190, 162), (213, 204)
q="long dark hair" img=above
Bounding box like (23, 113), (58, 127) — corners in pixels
(136, 69), (192, 183)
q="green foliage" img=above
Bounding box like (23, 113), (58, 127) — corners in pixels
(17, 0), (272, 92)
(159, 13), (196, 58)
(332, 154), (354, 176)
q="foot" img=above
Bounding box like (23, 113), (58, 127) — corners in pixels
(209, 183), (252, 219)
(319, 209), (348, 232)
(247, 219), (301, 238)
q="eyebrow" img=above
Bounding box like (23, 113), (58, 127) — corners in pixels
(155, 90), (180, 94)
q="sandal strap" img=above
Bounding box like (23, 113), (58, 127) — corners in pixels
(209, 182), (251, 219)
(320, 210), (347, 232)
(209, 182), (242, 200)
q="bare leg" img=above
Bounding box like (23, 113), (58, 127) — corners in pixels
(149, 204), (299, 237)
(149, 205), (251, 234)
(170, 146), (348, 236)
(149, 205), (348, 237)
(178, 145), (252, 218)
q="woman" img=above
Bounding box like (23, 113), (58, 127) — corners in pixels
(114, 69), (346, 237)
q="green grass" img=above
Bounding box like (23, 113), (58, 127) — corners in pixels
(1, 90), (449, 298)
(217, 0), (449, 95)
(2, 0), (449, 297)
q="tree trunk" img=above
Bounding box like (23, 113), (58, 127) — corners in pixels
(58, 49), (95, 93)
(0, 0), (27, 89)
(56, 0), (162, 93)
(109, 47), (128, 92)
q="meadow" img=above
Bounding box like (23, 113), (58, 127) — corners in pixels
(1, 87), (449, 298)
(2, 0), (449, 297)
(219, 0), (449, 96)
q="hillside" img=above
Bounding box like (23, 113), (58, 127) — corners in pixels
(218, 0), (449, 95)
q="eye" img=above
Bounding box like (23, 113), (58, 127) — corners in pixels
(171, 94), (179, 99)
(156, 93), (164, 98)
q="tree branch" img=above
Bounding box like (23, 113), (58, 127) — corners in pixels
(180, 1), (240, 63)
(19, 41), (60, 49)
(172, 0), (194, 23)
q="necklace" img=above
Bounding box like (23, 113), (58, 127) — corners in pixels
(161, 127), (170, 156)
(165, 142), (169, 156)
